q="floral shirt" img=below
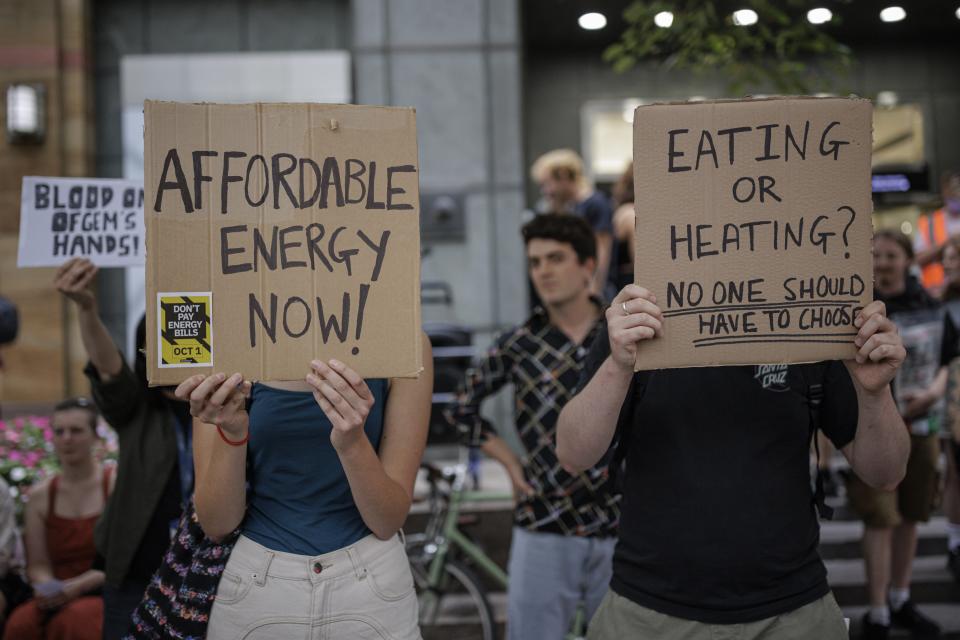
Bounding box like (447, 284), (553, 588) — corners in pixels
(445, 305), (619, 537)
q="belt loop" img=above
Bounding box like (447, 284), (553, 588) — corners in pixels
(254, 550), (274, 587)
(346, 546), (367, 581)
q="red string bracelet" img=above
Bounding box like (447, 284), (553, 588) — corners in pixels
(216, 424), (249, 446)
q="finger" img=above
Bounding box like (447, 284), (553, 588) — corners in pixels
(68, 259), (96, 287)
(55, 258), (80, 280)
(313, 390), (346, 428)
(612, 284), (657, 306)
(315, 379), (363, 425)
(240, 380), (253, 399)
(209, 373), (243, 409)
(613, 312), (664, 335)
(174, 374), (207, 401)
(868, 342), (904, 364)
(327, 359), (373, 401)
(858, 332), (902, 363)
(306, 373), (356, 424)
(310, 362), (365, 411)
(854, 301), (886, 328)
(615, 298), (664, 321)
(614, 325), (657, 344)
(189, 372), (227, 414)
(855, 314), (894, 346)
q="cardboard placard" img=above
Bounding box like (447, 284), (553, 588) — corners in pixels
(145, 101), (423, 385)
(633, 97), (873, 369)
(18, 176), (145, 267)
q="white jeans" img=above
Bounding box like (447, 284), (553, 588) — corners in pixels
(207, 533), (422, 640)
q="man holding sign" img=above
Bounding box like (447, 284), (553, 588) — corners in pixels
(556, 98), (911, 640)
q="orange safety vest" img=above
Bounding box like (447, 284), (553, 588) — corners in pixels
(917, 208), (949, 290)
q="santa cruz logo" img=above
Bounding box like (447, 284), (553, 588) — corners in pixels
(754, 364), (790, 392)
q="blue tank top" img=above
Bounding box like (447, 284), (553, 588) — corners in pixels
(242, 379), (388, 555)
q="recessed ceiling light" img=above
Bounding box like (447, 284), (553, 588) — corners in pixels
(732, 9), (758, 26)
(879, 6), (906, 22)
(807, 8), (832, 25)
(654, 11), (674, 28)
(955, 6), (960, 19)
(578, 12), (607, 30)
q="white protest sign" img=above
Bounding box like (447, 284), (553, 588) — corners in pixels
(18, 176), (145, 268)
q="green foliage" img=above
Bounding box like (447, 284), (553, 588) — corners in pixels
(604, 0), (853, 95)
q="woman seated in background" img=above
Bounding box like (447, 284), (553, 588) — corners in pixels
(3, 398), (112, 640)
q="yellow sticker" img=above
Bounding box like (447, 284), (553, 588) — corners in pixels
(157, 292), (213, 367)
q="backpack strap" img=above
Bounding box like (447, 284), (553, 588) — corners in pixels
(801, 363), (833, 520)
(606, 371), (652, 487)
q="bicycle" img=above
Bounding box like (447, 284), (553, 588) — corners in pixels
(406, 446), (589, 640)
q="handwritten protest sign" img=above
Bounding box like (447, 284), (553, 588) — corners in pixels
(633, 97), (873, 369)
(18, 177), (145, 267)
(144, 101), (423, 385)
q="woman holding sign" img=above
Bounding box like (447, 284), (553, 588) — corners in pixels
(175, 335), (432, 639)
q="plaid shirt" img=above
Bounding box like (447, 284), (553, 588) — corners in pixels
(445, 305), (619, 537)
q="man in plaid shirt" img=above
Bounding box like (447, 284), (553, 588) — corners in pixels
(446, 214), (620, 640)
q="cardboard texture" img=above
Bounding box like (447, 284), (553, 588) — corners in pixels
(18, 176), (145, 267)
(145, 101), (422, 385)
(633, 97), (873, 369)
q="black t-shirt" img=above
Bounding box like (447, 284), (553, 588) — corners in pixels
(579, 323), (858, 623)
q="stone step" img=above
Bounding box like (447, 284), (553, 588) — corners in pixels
(828, 554), (960, 606)
(843, 604), (960, 638)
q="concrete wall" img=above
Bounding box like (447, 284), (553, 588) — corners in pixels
(92, 0), (351, 349)
(524, 43), (960, 204)
(352, 0), (527, 336)
(351, 0), (526, 442)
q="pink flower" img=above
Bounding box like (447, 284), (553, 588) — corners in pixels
(8, 451), (22, 462)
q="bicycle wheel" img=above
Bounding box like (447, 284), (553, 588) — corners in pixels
(414, 557), (497, 640)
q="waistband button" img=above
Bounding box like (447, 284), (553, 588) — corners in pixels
(313, 561), (323, 574)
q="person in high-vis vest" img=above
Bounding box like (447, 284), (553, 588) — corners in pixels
(914, 170), (960, 293)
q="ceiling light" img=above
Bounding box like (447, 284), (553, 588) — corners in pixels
(806, 8), (832, 25)
(876, 90), (899, 107)
(6, 83), (46, 144)
(732, 9), (758, 26)
(955, 6), (960, 19)
(654, 11), (674, 28)
(578, 12), (607, 30)
(879, 6), (906, 22)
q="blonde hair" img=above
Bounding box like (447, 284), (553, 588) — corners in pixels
(530, 149), (589, 192)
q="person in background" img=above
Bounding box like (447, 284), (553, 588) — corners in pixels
(0, 296), (18, 398)
(54, 258), (191, 639)
(611, 161), (635, 292)
(175, 334), (433, 638)
(446, 214), (619, 640)
(914, 169), (960, 294)
(531, 149), (616, 299)
(3, 398), (112, 640)
(849, 229), (955, 639)
(0, 475), (29, 631)
(938, 234), (960, 585)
